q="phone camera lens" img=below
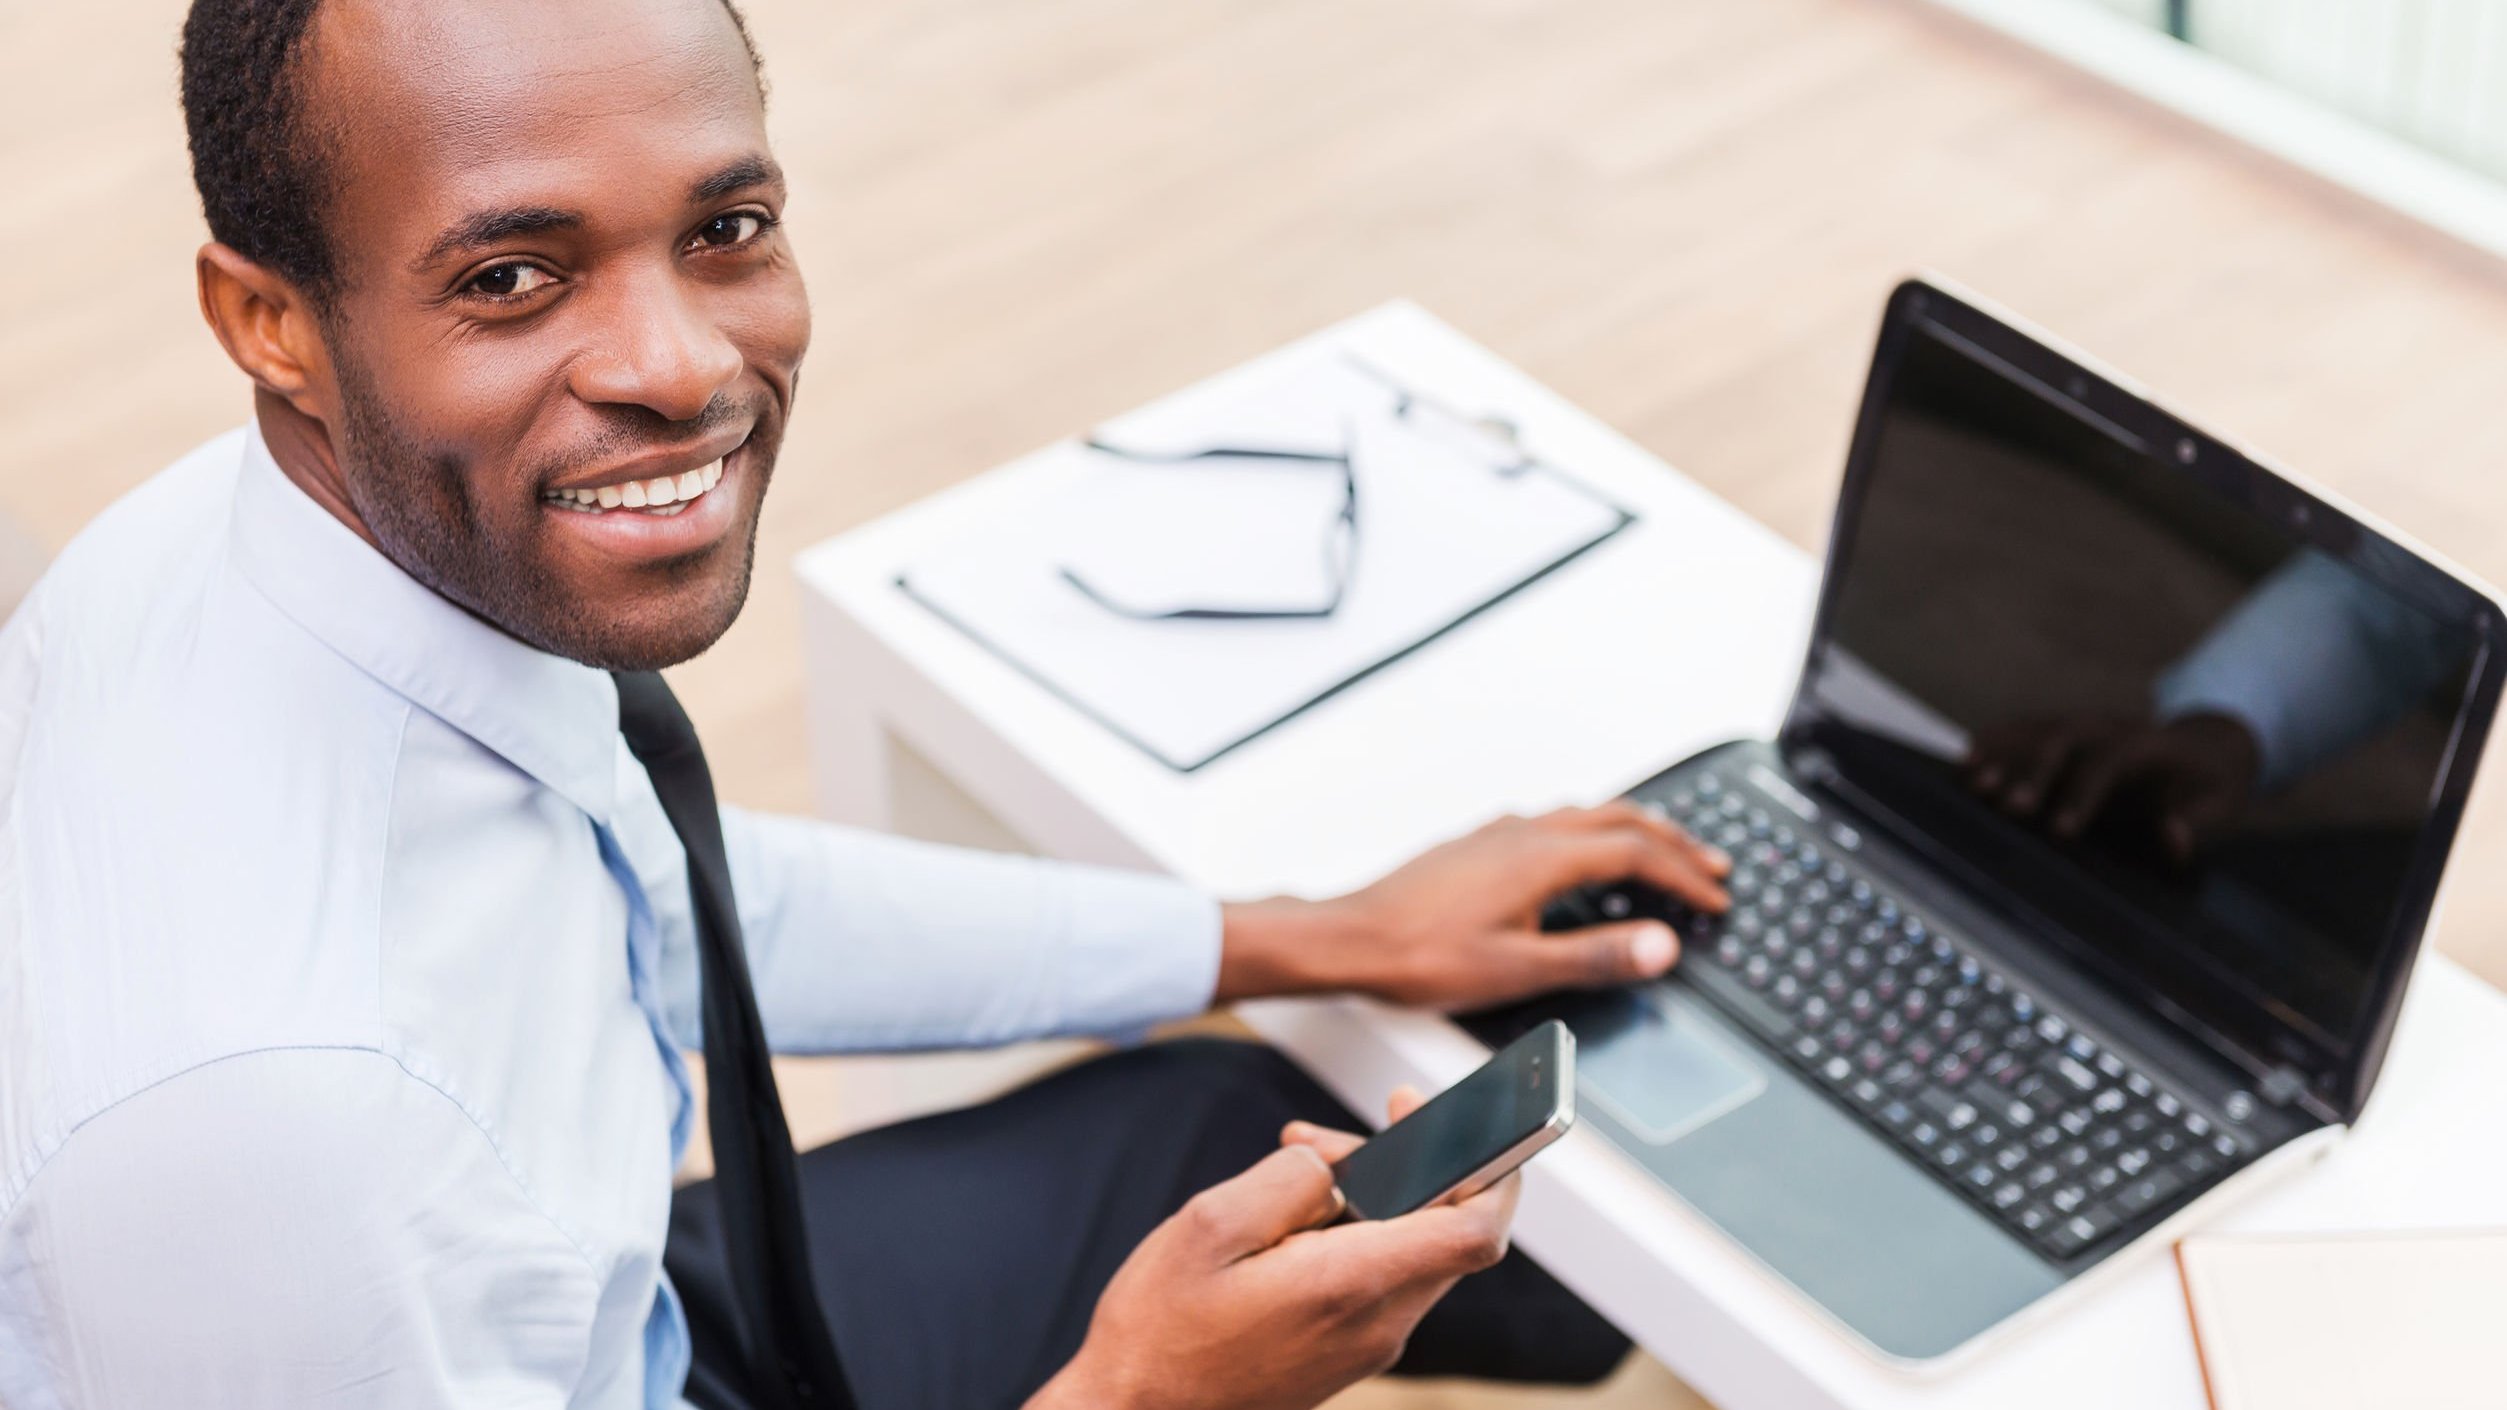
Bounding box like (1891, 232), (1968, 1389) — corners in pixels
(2066, 374), (2090, 399)
(2175, 437), (2197, 464)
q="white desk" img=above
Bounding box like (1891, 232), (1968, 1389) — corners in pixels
(793, 303), (2507, 1409)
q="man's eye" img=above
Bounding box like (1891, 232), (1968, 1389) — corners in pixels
(467, 262), (554, 299)
(692, 213), (768, 248)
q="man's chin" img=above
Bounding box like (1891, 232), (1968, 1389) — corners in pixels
(544, 587), (750, 672)
(472, 549), (754, 672)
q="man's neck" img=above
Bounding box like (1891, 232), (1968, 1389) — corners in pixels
(254, 388), (383, 553)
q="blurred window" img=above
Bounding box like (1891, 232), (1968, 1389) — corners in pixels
(2078, 0), (2507, 183)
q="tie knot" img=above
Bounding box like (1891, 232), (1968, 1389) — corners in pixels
(613, 669), (702, 766)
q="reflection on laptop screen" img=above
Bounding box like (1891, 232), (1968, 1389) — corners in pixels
(1800, 325), (2482, 1063)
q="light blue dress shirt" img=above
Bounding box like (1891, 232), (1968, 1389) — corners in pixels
(0, 427), (1223, 1408)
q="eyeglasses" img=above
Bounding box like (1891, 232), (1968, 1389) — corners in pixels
(1060, 366), (1540, 622)
(1058, 429), (1360, 621)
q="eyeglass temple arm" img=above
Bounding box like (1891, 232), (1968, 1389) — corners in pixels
(1083, 437), (1348, 465)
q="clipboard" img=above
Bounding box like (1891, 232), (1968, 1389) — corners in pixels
(896, 348), (1637, 773)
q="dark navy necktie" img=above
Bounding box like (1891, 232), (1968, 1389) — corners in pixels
(615, 669), (851, 1409)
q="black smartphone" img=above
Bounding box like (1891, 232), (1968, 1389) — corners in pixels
(1331, 1020), (1577, 1221)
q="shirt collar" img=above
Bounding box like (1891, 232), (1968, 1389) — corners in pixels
(228, 423), (622, 823)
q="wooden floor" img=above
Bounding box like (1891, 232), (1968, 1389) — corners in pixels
(11, 2), (2507, 1406)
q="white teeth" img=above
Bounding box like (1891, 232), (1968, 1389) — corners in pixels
(545, 454), (731, 514)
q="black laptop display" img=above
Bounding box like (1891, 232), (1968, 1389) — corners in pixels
(1470, 279), (2504, 1365)
(1801, 296), (2498, 1126)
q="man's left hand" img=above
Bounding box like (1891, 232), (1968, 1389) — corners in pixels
(1216, 803), (1730, 1013)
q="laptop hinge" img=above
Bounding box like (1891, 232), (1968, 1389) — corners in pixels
(1784, 747), (2334, 1120)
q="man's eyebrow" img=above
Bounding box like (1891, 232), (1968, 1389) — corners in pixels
(690, 156), (783, 205)
(414, 206), (581, 270)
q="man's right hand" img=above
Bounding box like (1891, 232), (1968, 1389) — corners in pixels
(1026, 1090), (1516, 1410)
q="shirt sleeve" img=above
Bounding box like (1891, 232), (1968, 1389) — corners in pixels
(716, 808), (1223, 1054)
(0, 1048), (598, 1409)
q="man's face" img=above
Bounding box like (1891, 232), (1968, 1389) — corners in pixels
(300, 0), (808, 670)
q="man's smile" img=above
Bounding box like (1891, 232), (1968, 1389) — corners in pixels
(541, 454), (727, 516)
(533, 436), (754, 561)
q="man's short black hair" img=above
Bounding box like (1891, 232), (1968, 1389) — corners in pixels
(179, 0), (764, 303)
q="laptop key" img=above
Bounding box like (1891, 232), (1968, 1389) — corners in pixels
(1962, 1080), (2035, 1129)
(2114, 1170), (2185, 1218)
(1915, 1090), (1973, 1129)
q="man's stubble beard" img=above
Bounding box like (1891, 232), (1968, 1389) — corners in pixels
(330, 351), (766, 672)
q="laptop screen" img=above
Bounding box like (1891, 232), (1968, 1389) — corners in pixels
(1794, 309), (2491, 1084)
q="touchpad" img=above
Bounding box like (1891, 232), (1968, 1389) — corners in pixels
(1571, 989), (1767, 1144)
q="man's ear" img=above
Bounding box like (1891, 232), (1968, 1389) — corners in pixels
(196, 243), (334, 421)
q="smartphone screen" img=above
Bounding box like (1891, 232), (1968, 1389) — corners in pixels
(1332, 1021), (1576, 1221)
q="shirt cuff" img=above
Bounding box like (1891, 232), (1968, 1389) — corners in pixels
(1053, 866), (1224, 1038)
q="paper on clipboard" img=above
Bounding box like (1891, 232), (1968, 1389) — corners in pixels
(897, 349), (1634, 771)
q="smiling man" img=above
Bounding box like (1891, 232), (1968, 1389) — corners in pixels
(0, 2), (1733, 1407)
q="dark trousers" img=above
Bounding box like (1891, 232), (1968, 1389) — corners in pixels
(666, 1038), (1628, 1409)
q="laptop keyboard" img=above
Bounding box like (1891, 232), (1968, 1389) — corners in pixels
(1579, 766), (2255, 1262)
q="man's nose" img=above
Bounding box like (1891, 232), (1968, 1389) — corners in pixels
(568, 268), (744, 422)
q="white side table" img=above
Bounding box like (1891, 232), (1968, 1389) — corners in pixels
(795, 303), (2507, 1410)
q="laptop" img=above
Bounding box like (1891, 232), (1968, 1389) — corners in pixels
(1466, 277), (2507, 1367)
